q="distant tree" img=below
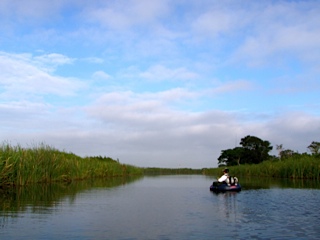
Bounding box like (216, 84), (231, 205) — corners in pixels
(218, 147), (244, 166)
(217, 135), (273, 166)
(276, 144), (283, 159)
(239, 135), (273, 164)
(307, 141), (320, 155)
(280, 149), (296, 159)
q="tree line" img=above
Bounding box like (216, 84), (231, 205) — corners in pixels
(217, 135), (320, 167)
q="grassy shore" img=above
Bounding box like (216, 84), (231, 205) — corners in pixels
(0, 143), (142, 187)
(203, 154), (320, 180)
(2, 143), (319, 187)
(143, 167), (202, 175)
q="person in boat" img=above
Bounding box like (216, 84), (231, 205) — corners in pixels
(212, 168), (238, 186)
(218, 168), (229, 183)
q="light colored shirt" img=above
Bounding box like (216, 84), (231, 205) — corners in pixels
(218, 173), (229, 182)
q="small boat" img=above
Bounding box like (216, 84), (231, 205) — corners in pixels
(210, 182), (241, 193)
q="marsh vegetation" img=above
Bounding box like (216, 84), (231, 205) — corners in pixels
(205, 154), (320, 180)
(0, 143), (142, 187)
(1, 140), (319, 188)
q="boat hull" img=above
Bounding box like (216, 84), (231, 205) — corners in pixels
(210, 182), (241, 192)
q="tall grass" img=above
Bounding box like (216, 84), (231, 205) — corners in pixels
(204, 155), (320, 180)
(0, 143), (142, 187)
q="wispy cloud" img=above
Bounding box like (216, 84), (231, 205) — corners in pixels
(0, 52), (84, 99)
(86, 0), (170, 30)
(139, 65), (199, 81)
(231, 2), (320, 67)
(92, 71), (112, 80)
(210, 80), (254, 94)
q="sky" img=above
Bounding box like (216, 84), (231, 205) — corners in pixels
(1, 0), (320, 168)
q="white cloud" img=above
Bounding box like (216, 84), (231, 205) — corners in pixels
(86, 0), (170, 30)
(0, 52), (84, 99)
(192, 9), (238, 38)
(245, 112), (320, 155)
(210, 80), (254, 94)
(33, 53), (74, 72)
(84, 89), (319, 165)
(2, 83), (320, 168)
(155, 88), (199, 102)
(34, 53), (74, 65)
(86, 90), (174, 127)
(231, 1), (320, 66)
(0, 101), (50, 124)
(139, 65), (198, 81)
(0, 0), (68, 22)
(92, 71), (112, 80)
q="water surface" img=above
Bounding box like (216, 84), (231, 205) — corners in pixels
(1, 175), (320, 239)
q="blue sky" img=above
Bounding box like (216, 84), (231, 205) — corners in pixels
(1, 0), (319, 168)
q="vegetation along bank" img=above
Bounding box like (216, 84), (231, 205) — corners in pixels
(0, 143), (142, 187)
(1, 135), (320, 187)
(205, 135), (320, 180)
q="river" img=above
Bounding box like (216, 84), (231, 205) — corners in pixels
(1, 175), (320, 239)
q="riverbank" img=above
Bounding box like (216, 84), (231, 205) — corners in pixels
(143, 167), (202, 175)
(204, 154), (320, 180)
(1, 143), (319, 187)
(0, 143), (142, 187)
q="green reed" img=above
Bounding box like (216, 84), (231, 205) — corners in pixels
(204, 155), (320, 180)
(0, 143), (142, 187)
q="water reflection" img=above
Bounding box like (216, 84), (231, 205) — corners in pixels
(0, 176), (142, 213)
(214, 191), (239, 220)
(1, 175), (320, 240)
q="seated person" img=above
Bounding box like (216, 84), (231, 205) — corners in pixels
(212, 168), (229, 186)
(218, 168), (229, 182)
(213, 168), (238, 186)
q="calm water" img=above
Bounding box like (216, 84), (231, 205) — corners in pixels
(1, 175), (320, 240)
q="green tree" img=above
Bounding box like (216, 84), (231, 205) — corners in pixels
(218, 147), (244, 166)
(239, 135), (273, 164)
(280, 149), (296, 159)
(217, 135), (273, 166)
(307, 141), (320, 155)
